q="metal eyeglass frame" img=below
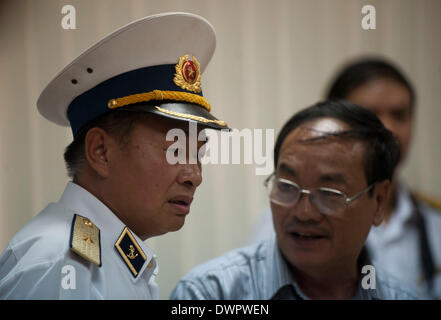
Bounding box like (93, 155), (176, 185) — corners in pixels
(264, 173), (375, 210)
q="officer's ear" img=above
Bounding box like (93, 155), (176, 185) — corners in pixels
(84, 127), (114, 178)
(372, 180), (390, 226)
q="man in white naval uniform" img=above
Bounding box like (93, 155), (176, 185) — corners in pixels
(0, 182), (157, 299)
(0, 12), (229, 299)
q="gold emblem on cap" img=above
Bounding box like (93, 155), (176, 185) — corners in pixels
(173, 54), (202, 93)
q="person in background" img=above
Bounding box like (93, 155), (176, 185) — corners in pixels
(170, 100), (420, 300)
(250, 58), (441, 298)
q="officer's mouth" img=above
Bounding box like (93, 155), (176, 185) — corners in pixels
(168, 195), (193, 215)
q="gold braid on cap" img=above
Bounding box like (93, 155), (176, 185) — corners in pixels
(107, 90), (211, 112)
(154, 106), (227, 127)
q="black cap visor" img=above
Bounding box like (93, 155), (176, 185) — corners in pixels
(119, 101), (230, 131)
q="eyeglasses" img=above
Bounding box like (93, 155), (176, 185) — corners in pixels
(264, 173), (374, 215)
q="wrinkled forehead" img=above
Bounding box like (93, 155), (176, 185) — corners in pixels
(285, 117), (351, 143)
(279, 117), (367, 161)
(278, 118), (367, 181)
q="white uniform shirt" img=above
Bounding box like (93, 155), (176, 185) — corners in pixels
(0, 182), (158, 299)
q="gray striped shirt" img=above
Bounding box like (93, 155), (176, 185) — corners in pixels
(170, 237), (422, 300)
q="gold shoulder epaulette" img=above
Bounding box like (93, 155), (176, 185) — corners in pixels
(70, 214), (101, 266)
(414, 192), (441, 212)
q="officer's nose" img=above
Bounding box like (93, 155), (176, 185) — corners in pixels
(291, 193), (323, 223)
(177, 163), (203, 189)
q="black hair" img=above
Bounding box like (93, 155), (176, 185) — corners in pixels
(64, 110), (149, 178)
(273, 100), (400, 187)
(326, 57), (415, 113)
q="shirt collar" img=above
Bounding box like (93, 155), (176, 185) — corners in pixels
(265, 239), (311, 300)
(264, 237), (299, 299)
(265, 237), (381, 300)
(59, 182), (157, 282)
(368, 183), (414, 244)
(393, 184), (414, 224)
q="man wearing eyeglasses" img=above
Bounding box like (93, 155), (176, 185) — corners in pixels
(170, 100), (421, 300)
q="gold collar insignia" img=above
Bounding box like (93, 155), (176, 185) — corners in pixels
(114, 227), (147, 277)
